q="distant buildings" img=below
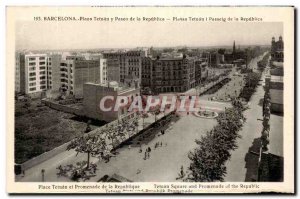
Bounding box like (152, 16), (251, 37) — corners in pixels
(265, 36), (284, 113)
(271, 36), (284, 62)
(15, 43), (253, 98)
(206, 41), (247, 68)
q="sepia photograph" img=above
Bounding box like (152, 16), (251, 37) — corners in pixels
(6, 6), (294, 194)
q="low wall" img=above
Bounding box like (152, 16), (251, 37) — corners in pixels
(19, 111), (138, 172)
(21, 142), (70, 171)
(114, 111), (175, 150)
(42, 99), (83, 116)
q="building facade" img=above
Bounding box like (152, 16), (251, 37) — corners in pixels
(19, 54), (48, 97)
(103, 52), (123, 83)
(17, 53), (63, 98)
(15, 52), (21, 93)
(265, 36), (284, 114)
(83, 82), (140, 122)
(195, 58), (209, 85)
(103, 50), (146, 87)
(60, 58), (100, 97)
(90, 54), (108, 85)
(141, 55), (207, 93)
(271, 36), (284, 62)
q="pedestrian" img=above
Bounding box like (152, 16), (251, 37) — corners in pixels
(92, 165), (96, 173)
(144, 151), (147, 160)
(148, 147), (151, 152)
(160, 142), (163, 147)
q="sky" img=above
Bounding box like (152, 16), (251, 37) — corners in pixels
(16, 21), (283, 50)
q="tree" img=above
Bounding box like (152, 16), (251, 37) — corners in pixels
(67, 135), (107, 169)
(141, 113), (148, 128)
(57, 134), (111, 181)
(150, 105), (160, 122)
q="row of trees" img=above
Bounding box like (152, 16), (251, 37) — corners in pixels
(183, 100), (246, 181)
(183, 70), (263, 182)
(57, 116), (140, 181)
(239, 72), (262, 101)
(257, 52), (271, 71)
(261, 89), (271, 152)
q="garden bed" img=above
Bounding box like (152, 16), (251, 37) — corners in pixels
(194, 110), (218, 119)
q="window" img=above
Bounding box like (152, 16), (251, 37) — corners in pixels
(29, 72), (36, 76)
(39, 57), (45, 60)
(29, 82), (36, 86)
(29, 62), (36, 66)
(29, 77), (36, 81)
(40, 71), (46, 75)
(39, 62), (46, 65)
(40, 67), (46, 70)
(29, 57), (36, 61)
(29, 87), (36, 91)
(29, 67), (36, 71)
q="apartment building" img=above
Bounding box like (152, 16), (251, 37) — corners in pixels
(103, 50), (146, 87)
(90, 54), (108, 85)
(60, 58), (100, 97)
(15, 52), (21, 93)
(141, 55), (202, 93)
(83, 82), (140, 122)
(103, 51), (123, 83)
(194, 58), (209, 86)
(19, 54), (48, 97)
(141, 57), (153, 90)
(47, 54), (62, 93)
(265, 36), (284, 114)
(124, 50), (146, 87)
